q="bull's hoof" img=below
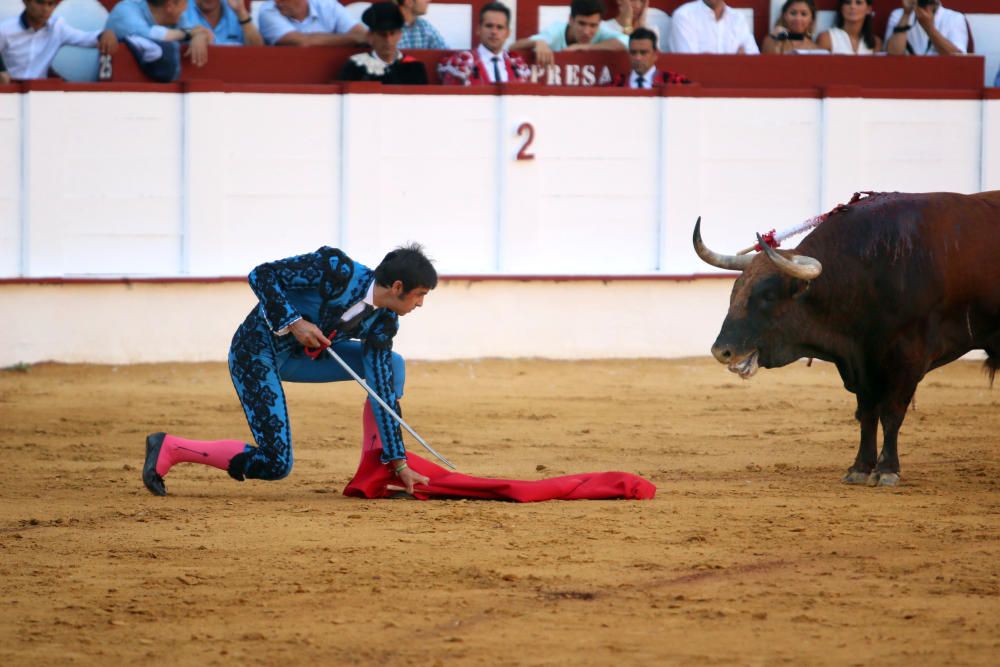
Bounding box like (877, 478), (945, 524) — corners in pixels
(842, 470), (870, 485)
(864, 472), (900, 487)
(876, 472), (900, 487)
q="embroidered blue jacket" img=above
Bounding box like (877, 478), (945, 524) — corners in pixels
(247, 246), (406, 462)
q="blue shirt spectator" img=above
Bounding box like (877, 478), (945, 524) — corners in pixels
(529, 16), (628, 50)
(108, 0), (195, 41)
(509, 0), (627, 66)
(258, 0), (366, 47)
(183, 0), (263, 45)
(108, 0), (216, 71)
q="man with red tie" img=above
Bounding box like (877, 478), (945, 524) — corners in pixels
(438, 1), (529, 86)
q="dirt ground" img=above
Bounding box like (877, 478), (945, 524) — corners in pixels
(1, 357), (998, 666)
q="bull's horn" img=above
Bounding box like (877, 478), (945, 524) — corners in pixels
(757, 233), (822, 281)
(692, 218), (753, 271)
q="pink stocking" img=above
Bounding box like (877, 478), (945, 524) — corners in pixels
(155, 435), (247, 477)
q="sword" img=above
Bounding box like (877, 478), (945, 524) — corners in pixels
(320, 345), (457, 470)
(737, 212), (831, 255)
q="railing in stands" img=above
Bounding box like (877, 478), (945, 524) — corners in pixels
(102, 44), (983, 90)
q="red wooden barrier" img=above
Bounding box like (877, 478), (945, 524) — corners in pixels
(107, 44), (984, 91)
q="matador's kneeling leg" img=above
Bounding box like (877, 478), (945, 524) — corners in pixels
(143, 433), (251, 496)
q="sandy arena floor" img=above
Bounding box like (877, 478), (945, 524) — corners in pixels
(1, 358), (998, 666)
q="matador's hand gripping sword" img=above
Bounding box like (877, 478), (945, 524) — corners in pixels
(306, 336), (457, 470)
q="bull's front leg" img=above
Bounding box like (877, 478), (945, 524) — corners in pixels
(871, 390), (916, 487)
(843, 394), (878, 484)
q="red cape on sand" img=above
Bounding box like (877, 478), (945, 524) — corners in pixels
(343, 425), (656, 501)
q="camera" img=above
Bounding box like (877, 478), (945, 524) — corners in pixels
(917, 0), (937, 7)
(776, 32), (806, 41)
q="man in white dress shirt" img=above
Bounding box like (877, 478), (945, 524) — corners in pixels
(437, 2), (529, 86)
(0, 0), (118, 80)
(668, 0), (759, 54)
(885, 0), (967, 56)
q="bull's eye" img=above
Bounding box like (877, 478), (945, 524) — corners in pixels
(760, 289), (779, 305)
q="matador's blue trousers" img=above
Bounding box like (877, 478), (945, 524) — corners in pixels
(227, 314), (405, 481)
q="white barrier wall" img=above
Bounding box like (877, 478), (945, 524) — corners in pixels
(0, 89), (996, 365)
(984, 97), (1000, 192)
(0, 93), (18, 277)
(0, 90), (992, 280)
(0, 278), (734, 365)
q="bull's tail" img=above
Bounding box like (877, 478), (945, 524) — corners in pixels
(984, 354), (1000, 388)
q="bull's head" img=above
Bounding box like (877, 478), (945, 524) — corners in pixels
(693, 218), (822, 378)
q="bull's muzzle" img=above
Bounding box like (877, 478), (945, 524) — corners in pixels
(711, 343), (734, 364)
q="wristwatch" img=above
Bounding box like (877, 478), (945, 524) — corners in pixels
(182, 28), (193, 41)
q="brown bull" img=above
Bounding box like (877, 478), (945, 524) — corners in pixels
(694, 191), (1000, 486)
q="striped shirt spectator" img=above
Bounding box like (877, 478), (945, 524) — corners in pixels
(397, 0), (447, 49)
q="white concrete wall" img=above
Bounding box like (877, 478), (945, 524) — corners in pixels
(984, 97), (1000, 192)
(186, 93), (342, 276)
(0, 89), (991, 280)
(0, 278), (735, 365)
(0, 92), (19, 277)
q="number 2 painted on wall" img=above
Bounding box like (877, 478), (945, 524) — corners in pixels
(515, 122), (535, 161)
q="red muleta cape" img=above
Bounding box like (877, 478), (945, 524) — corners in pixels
(343, 406), (656, 501)
(343, 449), (656, 501)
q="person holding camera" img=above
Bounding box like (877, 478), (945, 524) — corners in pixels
(885, 0), (967, 56)
(816, 0), (880, 55)
(761, 0), (820, 54)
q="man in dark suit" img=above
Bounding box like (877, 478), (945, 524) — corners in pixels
(613, 27), (691, 88)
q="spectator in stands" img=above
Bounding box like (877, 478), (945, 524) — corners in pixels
(885, 0), (967, 55)
(184, 0), (264, 45)
(817, 0), (880, 54)
(258, 0), (368, 46)
(0, 0), (118, 80)
(0, 54), (8, 83)
(668, 0), (759, 54)
(340, 2), (427, 83)
(510, 0), (627, 68)
(603, 0), (660, 48)
(438, 1), (529, 85)
(613, 27), (689, 87)
(397, 0), (447, 49)
(108, 0), (212, 78)
(761, 0), (821, 54)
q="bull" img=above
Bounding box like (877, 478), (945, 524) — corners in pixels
(693, 191), (1000, 486)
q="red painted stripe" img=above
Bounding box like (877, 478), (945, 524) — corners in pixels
(0, 274), (738, 286)
(7, 80), (985, 99)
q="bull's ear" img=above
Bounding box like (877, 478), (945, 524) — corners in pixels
(790, 278), (812, 299)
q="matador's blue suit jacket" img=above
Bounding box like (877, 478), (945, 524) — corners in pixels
(228, 246), (406, 481)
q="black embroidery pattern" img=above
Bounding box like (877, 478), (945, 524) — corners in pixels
(228, 312), (293, 480)
(228, 247), (406, 478)
(249, 247), (362, 333)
